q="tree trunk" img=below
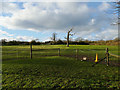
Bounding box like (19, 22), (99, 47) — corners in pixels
(66, 28), (73, 47)
(67, 32), (69, 47)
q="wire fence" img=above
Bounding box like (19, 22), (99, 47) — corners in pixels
(2, 48), (119, 66)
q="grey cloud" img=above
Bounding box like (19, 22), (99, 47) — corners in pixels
(0, 2), (118, 40)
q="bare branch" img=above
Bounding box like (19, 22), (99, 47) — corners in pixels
(64, 37), (67, 39)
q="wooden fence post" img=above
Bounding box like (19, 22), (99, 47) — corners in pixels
(76, 49), (78, 60)
(30, 44), (32, 59)
(58, 48), (60, 56)
(17, 50), (19, 59)
(106, 48), (109, 66)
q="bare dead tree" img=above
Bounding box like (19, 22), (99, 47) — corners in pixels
(111, 1), (120, 25)
(116, 1), (120, 24)
(51, 32), (57, 43)
(65, 28), (74, 47)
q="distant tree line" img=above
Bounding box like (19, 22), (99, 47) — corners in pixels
(1, 37), (119, 46)
(1, 39), (43, 46)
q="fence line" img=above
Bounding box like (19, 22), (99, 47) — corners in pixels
(109, 53), (120, 58)
(2, 48), (106, 62)
(2, 47), (119, 66)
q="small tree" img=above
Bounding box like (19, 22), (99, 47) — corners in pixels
(50, 33), (57, 44)
(1, 39), (7, 45)
(30, 39), (39, 45)
(75, 37), (84, 42)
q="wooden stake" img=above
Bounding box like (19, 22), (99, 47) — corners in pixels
(17, 50), (19, 59)
(76, 49), (78, 60)
(58, 48), (60, 56)
(30, 44), (32, 59)
(106, 48), (109, 66)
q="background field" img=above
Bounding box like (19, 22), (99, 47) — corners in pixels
(2, 45), (119, 89)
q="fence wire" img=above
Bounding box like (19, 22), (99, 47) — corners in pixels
(2, 48), (119, 66)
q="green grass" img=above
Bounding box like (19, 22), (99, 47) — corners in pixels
(2, 45), (119, 50)
(2, 56), (119, 89)
(2, 45), (119, 61)
(2, 45), (119, 89)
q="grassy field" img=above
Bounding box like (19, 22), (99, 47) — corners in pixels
(2, 45), (119, 89)
(2, 45), (119, 55)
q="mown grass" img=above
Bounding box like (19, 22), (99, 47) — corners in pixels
(2, 45), (119, 89)
(2, 56), (119, 89)
(2, 45), (119, 61)
(2, 45), (119, 50)
(2, 45), (119, 56)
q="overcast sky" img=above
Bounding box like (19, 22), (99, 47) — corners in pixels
(0, 1), (118, 42)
